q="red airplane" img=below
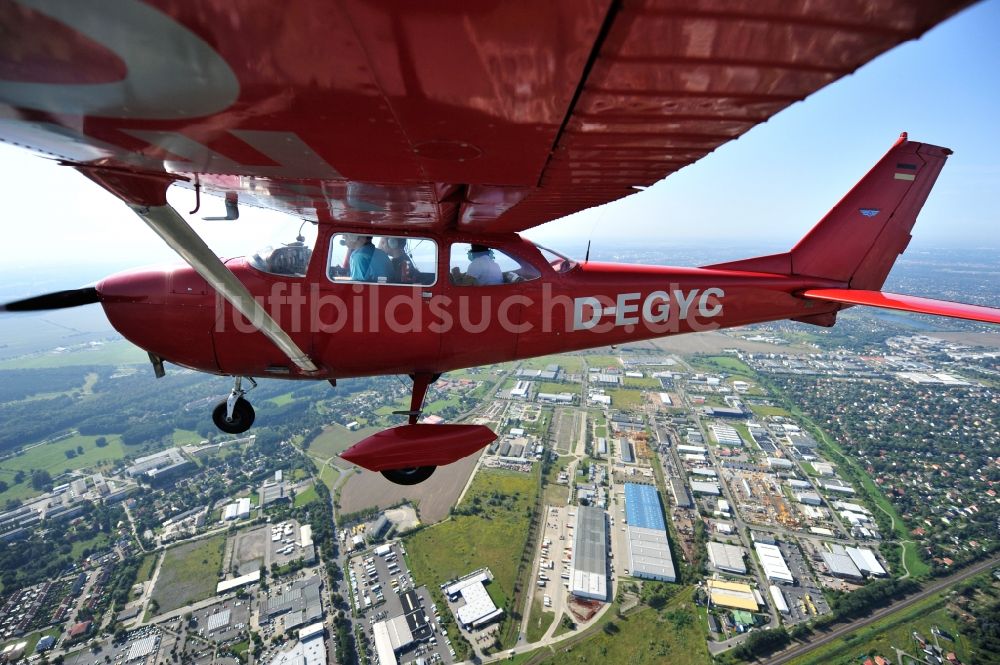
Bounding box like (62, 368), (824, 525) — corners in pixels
(1, 1), (998, 485)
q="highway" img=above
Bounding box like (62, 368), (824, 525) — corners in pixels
(767, 554), (999, 665)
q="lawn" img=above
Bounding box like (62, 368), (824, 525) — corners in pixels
(537, 381), (578, 396)
(404, 467), (540, 646)
(785, 593), (971, 665)
(750, 404), (792, 418)
(525, 597), (554, 643)
(0, 627), (62, 656)
(317, 464), (340, 494)
(800, 462), (817, 476)
(520, 355), (586, 373)
(0, 339), (148, 369)
(130, 553), (159, 600)
(0, 433), (129, 477)
(586, 354), (621, 369)
(624, 376), (662, 389)
(608, 389), (644, 409)
(293, 484), (319, 507)
(594, 425), (607, 438)
(538, 589), (710, 665)
(172, 429), (204, 445)
(307, 424), (378, 460)
(150, 534), (226, 613)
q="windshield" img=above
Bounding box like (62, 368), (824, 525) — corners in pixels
(534, 244), (579, 273)
(248, 224), (317, 277)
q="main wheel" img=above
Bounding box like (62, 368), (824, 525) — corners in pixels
(212, 398), (255, 434)
(380, 466), (436, 486)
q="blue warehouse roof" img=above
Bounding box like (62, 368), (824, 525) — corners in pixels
(624, 483), (665, 531)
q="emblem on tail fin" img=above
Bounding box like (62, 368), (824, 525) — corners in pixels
(859, 208), (880, 217)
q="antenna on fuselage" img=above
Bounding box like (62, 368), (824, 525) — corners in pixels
(584, 240), (591, 264)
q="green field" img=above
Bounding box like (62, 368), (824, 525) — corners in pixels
(0, 340), (148, 369)
(750, 404), (792, 418)
(316, 464), (340, 494)
(608, 389), (644, 409)
(130, 553), (159, 600)
(525, 598), (555, 643)
(0, 627), (62, 656)
(785, 594), (971, 665)
(536, 589), (710, 665)
(586, 354), (621, 368)
(0, 433), (128, 475)
(405, 467), (540, 647)
(307, 424), (378, 460)
(172, 429), (204, 445)
(520, 355), (586, 373)
(624, 376), (662, 389)
(150, 534), (226, 613)
(800, 462), (817, 476)
(269, 392), (296, 406)
(293, 484), (319, 507)
(537, 381), (577, 396)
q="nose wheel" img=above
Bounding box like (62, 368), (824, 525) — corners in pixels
(212, 377), (257, 434)
(381, 466), (436, 485)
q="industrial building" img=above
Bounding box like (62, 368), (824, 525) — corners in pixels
(846, 547), (886, 577)
(676, 444), (707, 455)
(668, 477), (692, 509)
(570, 506), (608, 601)
(620, 440), (635, 464)
(596, 437), (607, 456)
(624, 484), (676, 582)
(795, 491), (823, 506)
(822, 545), (863, 581)
(707, 580), (758, 611)
(271, 627), (327, 665)
(710, 424), (743, 446)
(446, 570), (503, 629)
(707, 542), (746, 575)
(126, 449), (193, 484)
(264, 577), (323, 629)
(766, 457), (794, 470)
(216, 570), (261, 594)
(537, 392), (574, 404)
(690, 481), (721, 496)
(754, 542), (793, 584)
(259, 481), (291, 506)
(769, 585), (790, 615)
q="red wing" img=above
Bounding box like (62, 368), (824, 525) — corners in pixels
(802, 289), (1000, 325)
(0, 1), (972, 232)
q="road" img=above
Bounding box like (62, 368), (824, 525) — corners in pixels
(767, 554), (1000, 665)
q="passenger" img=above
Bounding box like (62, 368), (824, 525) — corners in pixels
(344, 234), (392, 282)
(465, 244), (503, 285)
(380, 237), (416, 283)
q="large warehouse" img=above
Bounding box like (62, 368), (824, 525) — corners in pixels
(753, 542), (793, 584)
(571, 506), (608, 601)
(707, 542), (746, 575)
(624, 483), (676, 582)
(822, 545), (863, 581)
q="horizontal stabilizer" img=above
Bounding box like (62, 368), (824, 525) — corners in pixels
(801, 289), (1000, 325)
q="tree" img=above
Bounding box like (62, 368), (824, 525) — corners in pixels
(0, 481), (8, 493)
(95, 437), (108, 448)
(76, 445), (84, 455)
(65, 449), (77, 459)
(31, 470), (52, 491)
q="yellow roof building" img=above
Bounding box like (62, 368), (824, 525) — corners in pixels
(707, 579), (759, 611)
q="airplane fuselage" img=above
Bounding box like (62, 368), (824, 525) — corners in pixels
(97, 232), (843, 379)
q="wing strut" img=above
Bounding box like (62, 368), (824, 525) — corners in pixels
(75, 166), (319, 374)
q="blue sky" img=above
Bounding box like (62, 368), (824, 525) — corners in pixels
(0, 1), (997, 273)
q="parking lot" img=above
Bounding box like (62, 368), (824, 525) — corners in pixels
(776, 540), (830, 623)
(63, 626), (167, 665)
(189, 596), (252, 644)
(348, 541), (454, 664)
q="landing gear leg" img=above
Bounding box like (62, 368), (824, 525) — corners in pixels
(212, 376), (257, 434)
(382, 372), (440, 484)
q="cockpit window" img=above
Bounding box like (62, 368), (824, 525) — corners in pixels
(535, 244), (579, 273)
(248, 224), (317, 277)
(449, 243), (541, 286)
(328, 234), (437, 286)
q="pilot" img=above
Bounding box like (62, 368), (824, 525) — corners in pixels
(380, 237), (415, 283)
(466, 244), (503, 285)
(344, 234), (392, 282)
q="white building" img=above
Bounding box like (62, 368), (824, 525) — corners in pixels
(754, 542), (793, 584)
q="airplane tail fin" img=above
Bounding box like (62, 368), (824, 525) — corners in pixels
(707, 133), (951, 290)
